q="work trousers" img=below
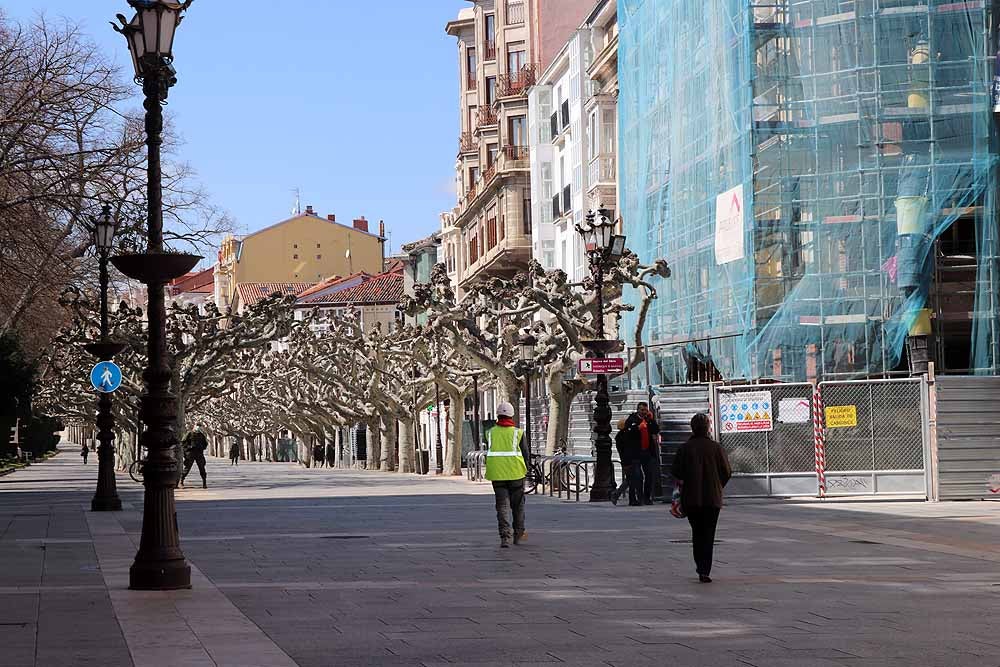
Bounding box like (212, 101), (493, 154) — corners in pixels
(686, 506), (721, 576)
(629, 457), (657, 504)
(492, 479), (525, 540)
(182, 454), (207, 483)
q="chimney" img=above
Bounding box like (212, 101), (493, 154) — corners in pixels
(352, 216), (369, 233)
(305, 205), (314, 215)
(379, 219), (385, 237)
(327, 214), (336, 222)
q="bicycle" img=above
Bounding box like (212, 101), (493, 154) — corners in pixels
(128, 457), (144, 484)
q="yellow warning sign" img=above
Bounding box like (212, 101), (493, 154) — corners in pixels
(825, 405), (858, 428)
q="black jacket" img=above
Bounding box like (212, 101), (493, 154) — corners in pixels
(622, 412), (660, 460)
(671, 435), (732, 509)
(183, 431), (208, 457)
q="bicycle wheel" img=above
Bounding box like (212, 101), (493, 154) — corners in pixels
(524, 466), (539, 494)
(128, 460), (143, 484)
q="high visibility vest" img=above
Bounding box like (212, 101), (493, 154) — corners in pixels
(484, 425), (527, 481)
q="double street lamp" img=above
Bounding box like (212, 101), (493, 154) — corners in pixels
(575, 208), (626, 502)
(112, 0), (199, 591)
(86, 205), (125, 512)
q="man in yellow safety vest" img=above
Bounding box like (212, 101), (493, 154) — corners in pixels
(485, 401), (530, 548)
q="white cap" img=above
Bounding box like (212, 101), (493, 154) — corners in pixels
(497, 401), (515, 418)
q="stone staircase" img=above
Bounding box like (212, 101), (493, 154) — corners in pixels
(652, 384), (711, 495)
(567, 389), (650, 456)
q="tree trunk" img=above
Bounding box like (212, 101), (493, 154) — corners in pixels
(366, 419), (380, 470)
(380, 417), (396, 472)
(445, 389), (465, 475)
(398, 416), (415, 473)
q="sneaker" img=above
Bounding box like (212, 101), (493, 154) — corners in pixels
(699, 575), (712, 583)
(513, 531), (526, 545)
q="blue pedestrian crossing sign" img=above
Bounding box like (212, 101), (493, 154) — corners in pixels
(90, 361), (123, 393)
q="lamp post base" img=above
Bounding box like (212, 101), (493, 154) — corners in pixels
(129, 559), (191, 591)
(91, 495), (123, 512)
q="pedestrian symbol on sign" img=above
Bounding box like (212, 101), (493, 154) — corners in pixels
(90, 361), (123, 393)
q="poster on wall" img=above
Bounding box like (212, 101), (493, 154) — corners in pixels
(715, 184), (745, 265)
(719, 390), (773, 433)
(777, 397), (811, 424)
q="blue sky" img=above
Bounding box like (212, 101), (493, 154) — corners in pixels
(9, 1), (467, 255)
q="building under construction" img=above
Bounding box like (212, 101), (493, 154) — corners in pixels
(619, 0), (1000, 383)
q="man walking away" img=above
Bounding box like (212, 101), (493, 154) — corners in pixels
(671, 413), (732, 583)
(229, 437), (240, 466)
(81, 443), (89, 464)
(485, 401), (529, 548)
(611, 418), (631, 505)
(623, 402), (660, 505)
(180, 424), (209, 489)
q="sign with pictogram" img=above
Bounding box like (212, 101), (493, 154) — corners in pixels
(578, 358), (625, 375)
(824, 405), (858, 428)
(90, 361), (122, 393)
(719, 390), (773, 432)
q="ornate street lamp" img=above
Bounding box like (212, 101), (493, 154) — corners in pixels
(111, 0), (199, 591)
(518, 333), (537, 461)
(575, 208), (625, 502)
(85, 204), (125, 512)
(434, 383), (445, 474)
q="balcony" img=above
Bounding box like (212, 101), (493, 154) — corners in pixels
(484, 40), (496, 61)
(476, 106), (498, 130)
(498, 64), (537, 97)
(459, 132), (477, 154)
(587, 153), (617, 189)
(505, 0), (525, 25)
(482, 161), (497, 186)
(503, 145), (530, 163)
(466, 74), (478, 91)
(464, 183), (477, 207)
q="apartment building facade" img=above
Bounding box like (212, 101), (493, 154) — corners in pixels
(214, 207), (385, 312)
(442, 0), (593, 295)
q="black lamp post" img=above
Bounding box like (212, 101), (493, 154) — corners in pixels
(518, 333), (537, 461)
(86, 204), (125, 512)
(576, 208), (625, 502)
(434, 383), (446, 474)
(112, 0), (199, 591)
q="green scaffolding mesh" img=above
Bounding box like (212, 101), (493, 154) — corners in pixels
(619, 0), (1000, 384)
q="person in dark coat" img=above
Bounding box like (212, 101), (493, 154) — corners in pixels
(611, 419), (631, 505)
(312, 442), (325, 468)
(180, 424), (209, 488)
(228, 438), (240, 465)
(80, 443), (89, 464)
(622, 402), (660, 505)
(670, 413), (732, 583)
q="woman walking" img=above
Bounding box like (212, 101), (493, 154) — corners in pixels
(670, 413), (731, 583)
(229, 438), (240, 466)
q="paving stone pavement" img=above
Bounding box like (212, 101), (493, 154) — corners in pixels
(1, 443), (999, 666)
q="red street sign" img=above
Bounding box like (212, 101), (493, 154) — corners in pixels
(578, 357), (625, 375)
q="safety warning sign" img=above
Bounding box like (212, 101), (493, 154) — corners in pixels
(825, 405), (858, 428)
(719, 390), (773, 433)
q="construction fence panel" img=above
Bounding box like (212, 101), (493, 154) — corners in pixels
(713, 383), (818, 496)
(819, 378), (927, 496)
(713, 377), (928, 497)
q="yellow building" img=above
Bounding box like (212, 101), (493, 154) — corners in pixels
(214, 206), (385, 310)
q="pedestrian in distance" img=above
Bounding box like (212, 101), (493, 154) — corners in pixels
(229, 438), (240, 466)
(80, 443), (89, 464)
(485, 401), (529, 548)
(180, 423), (209, 489)
(670, 412), (732, 583)
(611, 418), (631, 505)
(313, 442), (325, 468)
(622, 402), (660, 505)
